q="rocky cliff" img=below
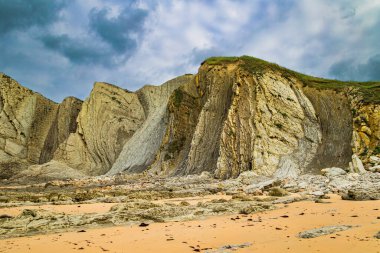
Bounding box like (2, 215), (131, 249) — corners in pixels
(52, 82), (146, 175)
(108, 75), (194, 175)
(0, 56), (379, 182)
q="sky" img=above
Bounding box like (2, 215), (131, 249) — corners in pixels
(0, 0), (379, 102)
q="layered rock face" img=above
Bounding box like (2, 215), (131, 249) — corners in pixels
(53, 82), (146, 175)
(0, 74), (84, 179)
(108, 75), (194, 175)
(39, 96), (83, 164)
(302, 88), (353, 171)
(152, 64), (323, 179)
(350, 99), (380, 162)
(146, 59), (378, 179)
(0, 74), (58, 178)
(0, 56), (379, 181)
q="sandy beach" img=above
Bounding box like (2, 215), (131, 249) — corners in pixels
(1, 194), (379, 253)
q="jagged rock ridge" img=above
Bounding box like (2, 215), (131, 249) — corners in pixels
(0, 56), (379, 181)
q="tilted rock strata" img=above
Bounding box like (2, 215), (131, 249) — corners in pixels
(0, 56), (379, 181)
(39, 96), (83, 164)
(154, 63), (324, 179)
(351, 101), (380, 162)
(147, 61), (377, 179)
(53, 82), (146, 175)
(148, 77), (203, 175)
(0, 74), (58, 178)
(108, 75), (194, 174)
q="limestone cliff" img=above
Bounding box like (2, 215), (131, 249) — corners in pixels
(39, 96), (83, 164)
(0, 73), (58, 179)
(0, 56), (379, 181)
(350, 92), (380, 162)
(108, 75), (194, 175)
(152, 62), (323, 179)
(53, 82), (146, 175)
(146, 57), (379, 179)
(147, 76), (203, 175)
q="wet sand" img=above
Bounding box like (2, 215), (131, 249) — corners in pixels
(1, 195), (379, 253)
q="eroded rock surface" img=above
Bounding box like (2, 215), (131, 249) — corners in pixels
(54, 82), (146, 175)
(0, 74), (58, 179)
(109, 75), (194, 174)
(298, 225), (355, 238)
(0, 55), (379, 181)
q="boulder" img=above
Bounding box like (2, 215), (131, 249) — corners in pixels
(321, 167), (346, 177)
(12, 160), (86, 183)
(341, 186), (380, 200)
(299, 225), (355, 238)
(350, 154), (366, 174)
(237, 171), (259, 185)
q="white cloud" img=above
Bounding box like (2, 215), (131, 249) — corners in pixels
(1, 0), (379, 101)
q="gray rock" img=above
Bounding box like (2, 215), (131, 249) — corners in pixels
(109, 75), (193, 175)
(199, 171), (213, 179)
(350, 154), (366, 174)
(341, 187), (380, 200)
(368, 165), (380, 173)
(345, 173), (360, 181)
(327, 177), (354, 192)
(369, 156), (380, 164)
(205, 242), (252, 253)
(310, 191), (325, 197)
(375, 231), (380, 239)
(237, 171), (259, 185)
(244, 178), (281, 193)
(299, 225), (354, 238)
(321, 167), (346, 177)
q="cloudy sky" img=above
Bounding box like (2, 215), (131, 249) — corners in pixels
(0, 0), (379, 102)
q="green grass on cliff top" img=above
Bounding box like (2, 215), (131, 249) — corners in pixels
(203, 56), (380, 104)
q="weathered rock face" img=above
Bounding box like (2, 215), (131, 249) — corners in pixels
(148, 77), (203, 175)
(0, 56), (379, 181)
(0, 73), (58, 179)
(351, 102), (380, 162)
(39, 97), (83, 164)
(144, 59), (378, 179)
(12, 160), (86, 183)
(108, 75), (194, 174)
(53, 82), (146, 175)
(153, 63), (323, 179)
(302, 88), (353, 171)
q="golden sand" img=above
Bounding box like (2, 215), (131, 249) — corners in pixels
(0, 195), (379, 253)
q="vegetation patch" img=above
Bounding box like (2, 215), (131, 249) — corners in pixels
(203, 56), (240, 65)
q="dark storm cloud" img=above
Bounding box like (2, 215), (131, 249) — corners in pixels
(89, 3), (148, 54)
(38, 2), (149, 66)
(0, 0), (66, 35)
(329, 54), (380, 81)
(40, 34), (111, 65)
